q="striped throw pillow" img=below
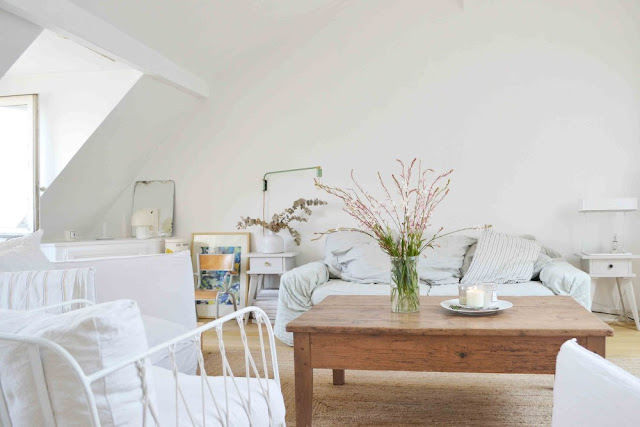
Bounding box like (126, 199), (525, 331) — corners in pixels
(0, 268), (95, 311)
(461, 230), (541, 284)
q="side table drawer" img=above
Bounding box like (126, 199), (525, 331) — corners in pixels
(591, 259), (632, 276)
(251, 257), (284, 273)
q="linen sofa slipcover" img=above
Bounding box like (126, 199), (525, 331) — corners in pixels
(275, 234), (592, 346)
(56, 251), (199, 373)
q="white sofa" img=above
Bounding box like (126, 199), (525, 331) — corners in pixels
(275, 232), (592, 346)
(56, 251), (198, 373)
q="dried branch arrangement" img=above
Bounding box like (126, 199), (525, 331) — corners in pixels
(237, 198), (327, 245)
(314, 159), (490, 257)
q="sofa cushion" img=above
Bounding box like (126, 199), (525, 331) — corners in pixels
(0, 300), (157, 426)
(311, 279), (430, 305)
(531, 253), (553, 280)
(460, 241), (477, 277)
(427, 281), (554, 297)
(0, 230), (52, 272)
(0, 309), (53, 426)
(419, 235), (476, 285)
(323, 232), (388, 283)
(462, 230), (541, 284)
(142, 314), (198, 374)
(153, 366), (286, 426)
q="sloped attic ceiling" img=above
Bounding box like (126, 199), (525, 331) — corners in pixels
(40, 75), (201, 240)
(0, 9), (42, 78)
(69, 0), (348, 75)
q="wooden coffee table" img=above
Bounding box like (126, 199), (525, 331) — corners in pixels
(286, 295), (613, 426)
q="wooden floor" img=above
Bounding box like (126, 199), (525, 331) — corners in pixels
(201, 320), (640, 358)
(606, 322), (640, 357)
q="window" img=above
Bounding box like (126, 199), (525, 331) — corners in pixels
(0, 95), (38, 237)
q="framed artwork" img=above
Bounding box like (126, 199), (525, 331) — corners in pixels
(191, 232), (250, 318)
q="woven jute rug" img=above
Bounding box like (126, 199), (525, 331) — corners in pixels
(204, 347), (640, 426)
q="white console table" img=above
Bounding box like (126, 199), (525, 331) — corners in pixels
(579, 253), (640, 330)
(41, 238), (164, 261)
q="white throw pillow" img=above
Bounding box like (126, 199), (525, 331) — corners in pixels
(0, 300), (156, 426)
(460, 242), (477, 277)
(0, 309), (53, 426)
(419, 235), (476, 285)
(324, 232), (389, 283)
(0, 230), (52, 272)
(461, 230), (541, 284)
(0, 267), (96, 311)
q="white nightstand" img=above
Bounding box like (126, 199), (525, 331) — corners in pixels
(245, 252), (298, 324)
(579, 253), (640, 330)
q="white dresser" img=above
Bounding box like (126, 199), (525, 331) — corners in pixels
(41, 238), (164, 261)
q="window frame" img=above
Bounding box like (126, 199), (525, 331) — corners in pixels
(0, 94), (39, 237)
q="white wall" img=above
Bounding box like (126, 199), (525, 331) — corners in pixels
(40, 75), (201, 240)
(0, 70), (141, 187)
(0, 9), (41, 78)
(101, 0), (640, 312)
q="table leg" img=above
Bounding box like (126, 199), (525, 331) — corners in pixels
(294, 333), (313, 427)
(623, 278), (640, 331)
(245, 275), (260, 324)
(616, 278), (629, 321)
(333, 369), (345, 385)
(585, 336), (606, 358)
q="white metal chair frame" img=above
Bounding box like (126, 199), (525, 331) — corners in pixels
(0, 301), (281, 427)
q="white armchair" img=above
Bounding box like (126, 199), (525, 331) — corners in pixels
(553, 339), (640, 427)
(0, 301), (285, 426)
(1, 251), (200, 374)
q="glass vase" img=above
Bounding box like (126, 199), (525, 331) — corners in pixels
(390, 256), (420, 313)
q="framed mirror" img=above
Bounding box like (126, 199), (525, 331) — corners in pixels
(132, 180), (175, 237)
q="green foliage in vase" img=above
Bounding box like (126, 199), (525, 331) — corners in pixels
(236, 198), (327, 245)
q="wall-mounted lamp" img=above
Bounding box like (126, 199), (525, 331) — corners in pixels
(262, 166), (322, 192)
(262, 166), (323, 224)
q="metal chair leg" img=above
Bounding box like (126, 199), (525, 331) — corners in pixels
(229, 293), (237, 311)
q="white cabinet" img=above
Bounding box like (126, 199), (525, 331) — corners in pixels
(41, 238), (164, 261)
(579, 253), (640, 331)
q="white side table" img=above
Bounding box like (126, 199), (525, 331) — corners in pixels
(579, 253), (640, 330)
(245, 252), (297, 324)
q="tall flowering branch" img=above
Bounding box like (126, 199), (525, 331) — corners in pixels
(314, 159), (490, 257)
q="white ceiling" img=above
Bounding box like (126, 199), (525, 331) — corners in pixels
(68, 0), (348, 76)
(5, 29), (132, 76)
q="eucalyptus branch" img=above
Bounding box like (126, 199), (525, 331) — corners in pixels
(236, 198), (327, 245)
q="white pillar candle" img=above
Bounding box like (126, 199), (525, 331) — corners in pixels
(466, 287), (485, 308)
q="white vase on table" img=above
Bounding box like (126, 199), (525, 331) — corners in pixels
(261, 230), (284, 253)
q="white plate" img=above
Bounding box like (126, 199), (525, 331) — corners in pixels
(440, 299), (513, 316)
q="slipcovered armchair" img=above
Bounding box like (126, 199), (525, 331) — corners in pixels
(553, 339), (640, 427)
(0, 301), (285, 426)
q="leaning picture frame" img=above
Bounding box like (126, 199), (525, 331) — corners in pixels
(191, 232), (251, 318)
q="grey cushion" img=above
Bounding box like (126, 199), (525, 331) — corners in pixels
(419, 235), (476, 285)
